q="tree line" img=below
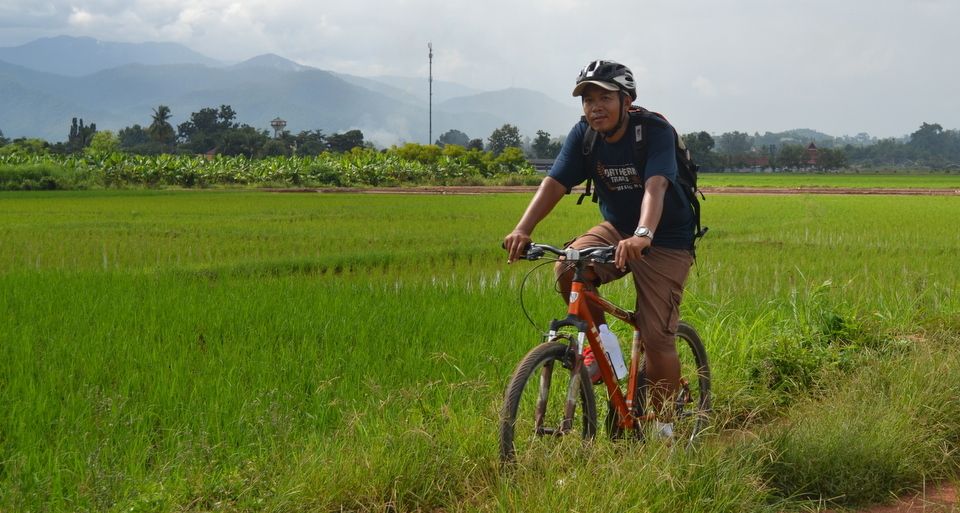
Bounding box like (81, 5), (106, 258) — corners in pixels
(2, 108), (959, 171)
(682, 123), (960, 171)
(446, 122), (960, 171)
(0, 105), (545, 160)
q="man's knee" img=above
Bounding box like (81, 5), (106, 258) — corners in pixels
(643, 332), (678, 359)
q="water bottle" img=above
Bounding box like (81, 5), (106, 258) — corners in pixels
(599, 324), (628, 380)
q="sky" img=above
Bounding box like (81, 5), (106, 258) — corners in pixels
(1, 0), (958, 138)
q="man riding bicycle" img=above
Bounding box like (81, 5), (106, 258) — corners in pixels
(503, 59), (696, 439)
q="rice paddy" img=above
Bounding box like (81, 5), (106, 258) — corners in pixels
(1, 185), (959, 512)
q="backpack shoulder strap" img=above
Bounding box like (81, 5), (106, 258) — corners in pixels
(577, 117), (599, 205)
(628, 107), (681, 183)
(630, 107), (708, 242)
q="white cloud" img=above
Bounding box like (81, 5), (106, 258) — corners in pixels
(66, 8), (95, 27)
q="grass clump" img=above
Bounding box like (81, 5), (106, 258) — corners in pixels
(762, 336), (960, 508)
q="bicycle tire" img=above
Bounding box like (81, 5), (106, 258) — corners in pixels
(499, 341), (598, 464)
(606, 321), (711, 446)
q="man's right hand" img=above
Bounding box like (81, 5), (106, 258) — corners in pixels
(503, 230), (532, 263)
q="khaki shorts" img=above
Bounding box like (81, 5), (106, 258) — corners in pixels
(557, 222), (694, 353)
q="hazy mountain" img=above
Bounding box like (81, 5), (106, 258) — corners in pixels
(0, 36), (584, 145)
(231, 54), (312, 73)
(439, 88), (581, 138)
(0, 60), (109, 140)
(334, 73), (426, 105)
(0, 35), (222, 77)
(367, 75), (482, 104)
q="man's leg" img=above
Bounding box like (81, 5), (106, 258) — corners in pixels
(630, 247), (694, 422)
(553, 223), (628, 381)
(553, 222), (627, 324)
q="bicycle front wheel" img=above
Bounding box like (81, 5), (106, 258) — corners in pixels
(499, 340), (598, 464)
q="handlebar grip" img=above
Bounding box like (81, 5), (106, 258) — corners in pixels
(501, 240), (533, 257)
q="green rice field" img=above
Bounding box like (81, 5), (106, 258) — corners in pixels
(700, 171), (960, 189)
(2, 186), (959, 512)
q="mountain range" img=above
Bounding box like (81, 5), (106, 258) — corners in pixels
(0, 36), (580, 146)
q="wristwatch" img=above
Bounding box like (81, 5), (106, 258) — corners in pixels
(634, 226), (653, 239)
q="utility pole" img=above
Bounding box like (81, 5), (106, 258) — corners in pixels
(428, 42), (433, 145)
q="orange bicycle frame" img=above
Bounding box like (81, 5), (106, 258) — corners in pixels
(564, 279), (651, 431)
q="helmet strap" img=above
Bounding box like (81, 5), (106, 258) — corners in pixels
(601, 92), (630, 140)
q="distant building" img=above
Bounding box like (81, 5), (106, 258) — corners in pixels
(806, 142), (819, 166)
(528, 158), (554, 173)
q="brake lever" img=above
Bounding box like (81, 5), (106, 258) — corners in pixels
(525, 246), (545, 260)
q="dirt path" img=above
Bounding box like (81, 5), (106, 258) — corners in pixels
(834, 483), (957, 513)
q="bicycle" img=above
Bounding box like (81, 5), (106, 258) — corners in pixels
(498, 242), (711, 464)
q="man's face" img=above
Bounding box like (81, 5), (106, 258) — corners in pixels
(581, 86), (627, 133)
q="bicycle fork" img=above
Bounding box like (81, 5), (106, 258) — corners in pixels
(533, 333), (584, 437)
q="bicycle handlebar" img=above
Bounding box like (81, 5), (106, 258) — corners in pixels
(509, 242), (616, 264)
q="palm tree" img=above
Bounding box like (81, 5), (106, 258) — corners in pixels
(148, 105), (176, 146)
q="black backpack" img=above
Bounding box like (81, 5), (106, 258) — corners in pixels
(578, 106), (708, 242)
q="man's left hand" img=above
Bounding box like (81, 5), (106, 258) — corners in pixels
(614, 235), (651, 271)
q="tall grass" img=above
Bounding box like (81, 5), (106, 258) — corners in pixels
(1, 190), (958, 511)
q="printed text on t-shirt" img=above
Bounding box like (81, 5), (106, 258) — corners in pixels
(597, 163), (643, 192)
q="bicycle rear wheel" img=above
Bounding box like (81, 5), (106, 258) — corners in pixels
(499, 340), (598, 464)
(606, 321), (711, 446)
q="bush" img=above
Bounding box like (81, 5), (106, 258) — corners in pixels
(0, 147), (536, 189)
(0, 164), (74, 190)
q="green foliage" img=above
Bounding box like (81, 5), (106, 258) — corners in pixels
(389, 142), (442, 164)
(531, 129), (562, 159)
(0, 163), (77, 190)
(763, 342), (960, 507)
(436, 128), (470, 147)
(292, 130), (327, 156)
(117, 124), (150, 151)
(85, 130), (119, 156)
(327, 129), (364, 153)
(66, 117), (97, 153)
(777, 144), (807, 169)
(177, 105), (240, 154)
(748, 279), (893, 402)
(0, 138), (50, 157)
(493, 146), (532, 175)
(683, 131), (715, 156)
(147, 105), (176, 147)
(487, 123), (522, 155)
(716, 130), (752, 155)
(0, 145), (538, 189)
(219, 125), (269, 158)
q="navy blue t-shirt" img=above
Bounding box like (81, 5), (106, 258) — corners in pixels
(549, 118), (695, 249)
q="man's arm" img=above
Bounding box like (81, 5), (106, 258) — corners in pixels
(613, 175), (668, 270)
(504, 176), (568, 263)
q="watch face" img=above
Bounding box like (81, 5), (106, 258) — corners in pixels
(636, 227), (651, 238)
